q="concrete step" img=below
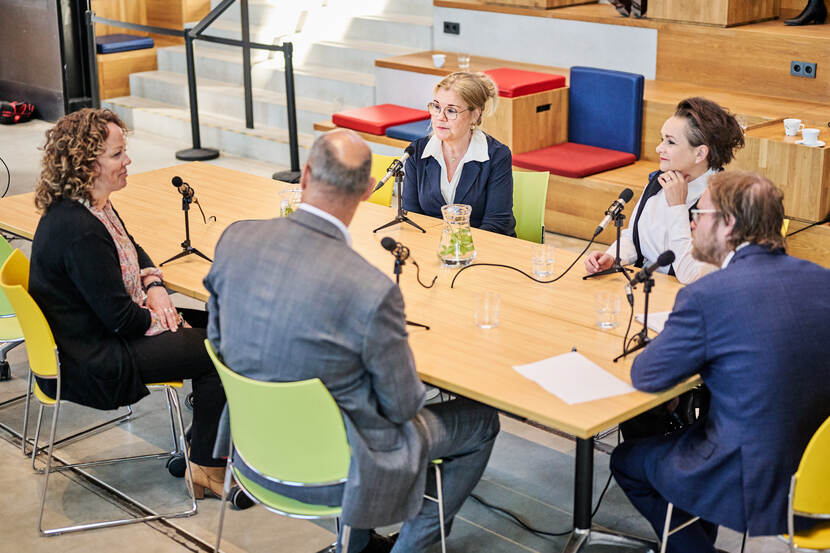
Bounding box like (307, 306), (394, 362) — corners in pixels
(209, 0), (432, 24)
(293, 38), (419, 74)
(104, 95), (313, 166)
(128, 70), (356, 133)
(302, 13), (433, 49)
(156, 44), (376, 105)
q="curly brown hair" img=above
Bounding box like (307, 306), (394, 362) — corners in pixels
(34, 108), (127, 212)
(675, 97), (745, 170)
(708, 170), (786, 251)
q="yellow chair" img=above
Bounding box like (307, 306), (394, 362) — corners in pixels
(779, 415), (830, 551)
(0, 250), (196, 536)
(512, 170), (549, 243)
(0, 234), (26, 421)
(368, 153), (398, 207)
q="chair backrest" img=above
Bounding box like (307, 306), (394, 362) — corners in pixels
(0, 235), (16, 316)
(512, 170), (549, 243)
(368, 153), (397, 207)
(204, 340), (350, 485)
(792, 415), (830, 516)
(568, 66), (645, 159)
(0, 250), (59, 378)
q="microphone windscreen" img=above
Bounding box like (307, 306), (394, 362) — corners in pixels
(657, 250), (675, 266)
(620, 188), (634, 203)
(172, 176), (183, 187)
(380, 237), (397, 252)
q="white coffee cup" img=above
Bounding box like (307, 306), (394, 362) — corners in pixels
(784, 118), (805, 137)
(432, 53), (446, 68)
(802, 128), (821, 146)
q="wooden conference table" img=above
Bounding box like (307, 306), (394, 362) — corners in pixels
(0, 162), (697, 552)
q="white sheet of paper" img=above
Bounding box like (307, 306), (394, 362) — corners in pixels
(513, 351), (635, 405)
(635, 311), (671, 333)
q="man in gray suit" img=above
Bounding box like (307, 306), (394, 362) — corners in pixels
(204, 129), (500, 553)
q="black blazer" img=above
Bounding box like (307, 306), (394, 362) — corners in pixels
(29, 198), (152, 409)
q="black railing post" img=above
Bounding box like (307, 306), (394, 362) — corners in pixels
(85, 9), (101, 108)
(283, 42), (300, 172)
(176, 30), (219, 161)
(240, 0), (254, 129)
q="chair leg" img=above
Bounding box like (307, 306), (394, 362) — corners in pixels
(31, 404), (45, 470)
(167, 387), (197, 505)
(660, 503), (673, 553)
(213, 458), (234, 553)
(21, 371), (33, 455)
(36, 400), (61, 535)
(434, 463), (447, 553)
(164, 387), (179, 454)
(340, 524), (351, 553)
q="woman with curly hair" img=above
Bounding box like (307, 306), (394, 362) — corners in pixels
(585, 97), (745, 284)
(29, 108), (227, 499)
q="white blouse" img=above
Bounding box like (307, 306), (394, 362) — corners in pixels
(606, 169), (718, 284)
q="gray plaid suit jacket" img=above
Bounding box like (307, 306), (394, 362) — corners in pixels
(204, 208), (428, 527)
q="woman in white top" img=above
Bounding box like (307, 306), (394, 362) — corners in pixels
(402, 72), (516, 236)
(585, 97), (745, 283)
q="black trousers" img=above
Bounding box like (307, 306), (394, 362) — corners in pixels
(130, 309), (225, 467)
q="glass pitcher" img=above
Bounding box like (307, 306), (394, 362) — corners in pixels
(437, 204), (476, 267)
(279, 188), (301, 216)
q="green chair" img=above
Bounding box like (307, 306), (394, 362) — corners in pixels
(0, 249), (196, 536)
(206, 339), (447, 553)
(512, 170), (549, 243)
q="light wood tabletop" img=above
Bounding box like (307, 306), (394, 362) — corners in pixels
(0, 162), (698, 440)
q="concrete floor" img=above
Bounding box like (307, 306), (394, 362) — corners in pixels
(0, 119), (788, 552)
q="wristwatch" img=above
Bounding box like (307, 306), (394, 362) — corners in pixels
(145, 280), (166, 291)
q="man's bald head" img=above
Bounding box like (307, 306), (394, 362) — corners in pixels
(305, 129), (372, 199)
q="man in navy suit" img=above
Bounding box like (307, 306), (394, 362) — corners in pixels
(611, 171), (830, 552)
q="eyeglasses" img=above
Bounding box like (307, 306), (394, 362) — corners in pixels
(427, 102), (473, 120)
(690, 208), (719, 221)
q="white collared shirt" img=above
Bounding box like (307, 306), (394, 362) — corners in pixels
(608, 168), (718, 284)
(721, 241), (750, 269)
(298, 203), (352, 248)
(422, 129), (490, 205)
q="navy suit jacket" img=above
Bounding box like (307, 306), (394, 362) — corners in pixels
(402, 134), (516, 236)
(630, 244), (830, 535)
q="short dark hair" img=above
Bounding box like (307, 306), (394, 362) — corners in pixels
(306, 132), (372, 197)
(675, 97), (745, 170)
(708, 171), (785, 251)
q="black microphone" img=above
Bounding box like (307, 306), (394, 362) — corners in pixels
(594, 188), (634, 236)
(631, 250), (675, 285)
(171, 176), (195, 199)
(373, 145), (415, 192)
(381, 237), (410, 261)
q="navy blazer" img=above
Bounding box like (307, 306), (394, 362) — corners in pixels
(402, 134), (516, 236)
(629, 244), (830, 535)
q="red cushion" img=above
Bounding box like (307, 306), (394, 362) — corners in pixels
(512, 142), (636, 178)
(332, 104), (430, 135)
(483, 68), (566, 98)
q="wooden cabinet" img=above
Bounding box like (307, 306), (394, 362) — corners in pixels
(649, 0), (778, 26)
(483, 0), (596, 7)
(482, 88), (569, 155)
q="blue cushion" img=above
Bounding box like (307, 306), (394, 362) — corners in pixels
(568, 66), (644, 159)
(385, 119), (432, 141)
(96, 34), (154, 54)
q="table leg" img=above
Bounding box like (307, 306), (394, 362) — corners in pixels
(561, 437), (658, 553)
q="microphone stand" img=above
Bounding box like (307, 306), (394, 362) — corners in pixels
(390, 249), (430, 330)
(583, 212), (632, 281)
(160, 192), (212, 266)
(613, 276), (654, 362)
(373, 168), (426, 234)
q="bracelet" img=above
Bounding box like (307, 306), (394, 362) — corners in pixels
(145, 280), (166, 292)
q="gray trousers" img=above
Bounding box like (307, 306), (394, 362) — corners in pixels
(346, 398), (500, 552)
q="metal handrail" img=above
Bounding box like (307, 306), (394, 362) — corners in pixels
(85, 0), (300, 170)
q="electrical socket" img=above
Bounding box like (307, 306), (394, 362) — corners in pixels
(791, 61), (817, 79)
(443, 21), (460, 35)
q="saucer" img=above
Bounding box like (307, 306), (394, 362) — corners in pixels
(795, 139), (826, 148)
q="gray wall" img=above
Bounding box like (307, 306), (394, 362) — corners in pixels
(0, 0), (65, 121)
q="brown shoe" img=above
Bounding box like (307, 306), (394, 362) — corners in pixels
(187, 462), (227, 499)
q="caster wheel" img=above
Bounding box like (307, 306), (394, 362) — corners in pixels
(166, 452), (187, 478)
(230, 486), (254, 510)
(0, 361), (10, 381)
(184, 392), (195, 412)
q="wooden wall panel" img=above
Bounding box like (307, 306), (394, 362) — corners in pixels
(91, 0), (148, 37)
(656, 23), (830, 105)
(483, 0), (596, 8)
(649, 0), (777, 26)
(780, 0), (830, 14)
